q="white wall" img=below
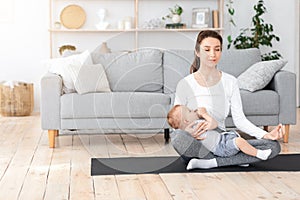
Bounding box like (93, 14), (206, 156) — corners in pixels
(0, 0), (298, 112)
(0, 0), (49, 112)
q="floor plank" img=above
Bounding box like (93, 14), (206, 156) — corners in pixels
(44, 135), (72, 200)
(115, 175), (146, 200)
(159, 173), (199, 200)
(249, 172), (300, 199)
(270, 172), (300, 196)
(88, 135), (109, 158)
(93, 175), (121, 200)
(69, 135), (95, 200)
(106, 134), (128, 158)
(138, 174), (172, 200)
(221, 172), (274, 199)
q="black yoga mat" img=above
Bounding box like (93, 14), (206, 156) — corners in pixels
(91, 154), (300, 176)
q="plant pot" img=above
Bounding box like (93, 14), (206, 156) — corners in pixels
(172, 14), (181, 23)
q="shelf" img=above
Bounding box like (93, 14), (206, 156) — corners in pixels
(49, 27), (224, 33)
(49, 29), (136, 32)
(136, 28), (224, 32)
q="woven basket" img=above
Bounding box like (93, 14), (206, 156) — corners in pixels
(0, 82), (34, 116)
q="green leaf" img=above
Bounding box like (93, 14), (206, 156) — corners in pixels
(228, 8), (235, 15)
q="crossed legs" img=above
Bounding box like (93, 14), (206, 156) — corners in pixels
(171, 129), (281, 168)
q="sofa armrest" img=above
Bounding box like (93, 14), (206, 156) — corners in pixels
(268, 70), (296, 125)
(40, 72), (63, 130)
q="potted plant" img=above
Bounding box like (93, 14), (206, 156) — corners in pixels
(162, 4), (183, 23)
(227, 0), (281, 61)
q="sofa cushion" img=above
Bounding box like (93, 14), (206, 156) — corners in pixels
(68, 63), (111, 94)
(61, 92), (170, 118)
(239, 90), (279, 115)
(218, 48), (261, 77)
(237, 59), (287, 92)
(92, 49), (163, 92)
(163, 50), (194, 94)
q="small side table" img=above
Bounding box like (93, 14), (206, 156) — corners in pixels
(0, 81), (34, 116)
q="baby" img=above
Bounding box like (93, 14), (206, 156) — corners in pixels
(167, 105), (272, 169)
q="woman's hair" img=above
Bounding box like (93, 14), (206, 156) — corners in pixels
(167, 105), (182, 129)
(190, 30), (223, 73)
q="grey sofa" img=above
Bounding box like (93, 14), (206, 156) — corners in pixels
(41, 48), (296, 148)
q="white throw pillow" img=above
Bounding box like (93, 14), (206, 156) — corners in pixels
(68, 63), (111, 94)
(237, 59), (288, 92)
(45, 50), (93, 93)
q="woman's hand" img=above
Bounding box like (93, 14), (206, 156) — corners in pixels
(263, 124), (285, 140)
(197, 108), (218, 130)
(196, 107), (207, 117)
(184, 121), (208, 140)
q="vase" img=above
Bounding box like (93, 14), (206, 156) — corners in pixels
(172, 14), (181, 23)
(99, 42), (111, 54)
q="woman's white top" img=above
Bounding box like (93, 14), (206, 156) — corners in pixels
(174, 72), (267, 139)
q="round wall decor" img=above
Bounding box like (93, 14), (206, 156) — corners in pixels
(60, 5), (86, 29)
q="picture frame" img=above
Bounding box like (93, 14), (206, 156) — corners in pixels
(192, 8), (210, 28)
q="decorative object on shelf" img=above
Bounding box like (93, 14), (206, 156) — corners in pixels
(141, 18), (165, 29)
(165, 23), (186, 29)
(123, 16), (132, 30)
(192, 8), (210, 28)
(0, 81), (34, 116)
(95, 8), (110, 30)
(54, 21), (61, 29)
(59, 45), (76, 56)
(162, 4), (183, 24)
(60, 4), (86, 29)
(227, 0), (281, 61)
(98, 42), (111, 54)
(117, 20), (124, 30)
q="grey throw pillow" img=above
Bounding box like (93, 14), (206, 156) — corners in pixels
(237, 59), (288, 92)
(68, 63), (111, 94)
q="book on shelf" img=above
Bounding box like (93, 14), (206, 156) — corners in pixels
(212, 10), (219, 28)
(165, 23), (186, 29)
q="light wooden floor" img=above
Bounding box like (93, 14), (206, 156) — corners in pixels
(0, 111), (300, 200)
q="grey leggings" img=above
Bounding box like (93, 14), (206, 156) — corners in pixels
(171, 129), (281, 166)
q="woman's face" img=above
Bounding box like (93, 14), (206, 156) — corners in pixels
(196, 37), (222, 68)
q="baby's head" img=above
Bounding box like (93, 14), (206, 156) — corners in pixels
(167, 105), (199, 130)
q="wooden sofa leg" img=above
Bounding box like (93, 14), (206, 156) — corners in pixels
(48, 130), (58, 148)
(283, 125), (290, 143)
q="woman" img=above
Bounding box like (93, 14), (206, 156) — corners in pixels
(172, 30), (284, 169)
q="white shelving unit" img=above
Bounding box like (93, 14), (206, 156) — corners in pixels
(49, 0), (224, 57)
